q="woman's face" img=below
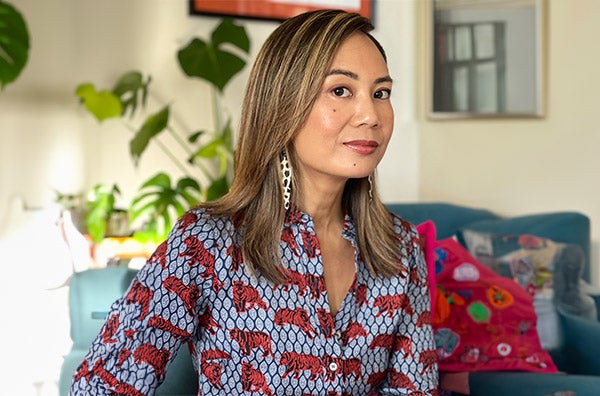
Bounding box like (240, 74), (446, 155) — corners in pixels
(292, 32), (394, 189)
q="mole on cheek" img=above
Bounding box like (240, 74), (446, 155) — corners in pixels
(353, 163), (356, 167)
(332, 109), (336, 112)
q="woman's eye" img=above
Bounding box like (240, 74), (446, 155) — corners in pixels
(332, 87), (351, 97)
(374, 89), (391, 99)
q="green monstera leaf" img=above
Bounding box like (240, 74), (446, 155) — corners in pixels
(112, 70), (151, 118)
(0, 1), (30, 90)
(129, 172), (201, 242)
(177, 18), (249, 91)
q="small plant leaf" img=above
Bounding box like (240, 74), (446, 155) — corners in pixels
(130, 106), (169, 165)
(0, 1), (30, 89)
(85, 183), (121, 242)
(75, 83), (122, 122)
(112, 70), (151, 118)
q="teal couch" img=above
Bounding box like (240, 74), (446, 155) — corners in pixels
(387, 202), (600, 396)
(60, 202), (600, 395)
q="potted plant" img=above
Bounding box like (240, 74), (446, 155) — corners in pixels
(74, 18), (250, 243)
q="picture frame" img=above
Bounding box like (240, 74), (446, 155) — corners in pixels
(189, 0), (373, 22)
(427, 0), (547, 119)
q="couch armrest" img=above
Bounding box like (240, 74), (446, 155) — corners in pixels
(559, 311), (600, 375)
(580, 280), (600, 321)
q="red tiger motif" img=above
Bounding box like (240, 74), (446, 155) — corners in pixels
(133, 343), (170, 381)
(148, 241), (168, 269)
(419, 349), (438, 375)
(322, 355), (362, 382)
(281, 227), (300, 256)
(233, 280), (269, 313)
(317, 308), (335, 338)
(101, 313), (119, 344)
(91, 359), (118, 387)
(300, 229), (319, 258)
(116, 348), (131, 368)
(126, 279), (153, 320)
(124, 328), (136, 339)
(409, 266), (424, 286)
(201, 349), (231, 390)
(229, 328), (273, 357)
(241, 361), (274, 396)
(163, 275), (199, 316)
(179, 235), (222, 291)
(369, 333), (395, 350)
(274, 307), (317, 338)
(226, 243), (243, 272)
(374, 294), (414, 318)
(367, 370), (387, 387)
(388, 368), (416, 389)
(340, 357), (362, 381)
(355, 283), (368, 307)
(148, 315), (192, 339)
(176, 211), (198, 232)
(340, 321), (367, 347)
(276, 268), (308, 296)
(393, 334), (413, 358)
(198, 306), (222, 335)
(280, 351), (322, 380)
(416, 311), (431, 327)
(306, 272), (326, 299)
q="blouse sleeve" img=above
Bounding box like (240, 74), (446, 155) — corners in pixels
(69, 217), (202, 395)
(379, 222), (439, 395)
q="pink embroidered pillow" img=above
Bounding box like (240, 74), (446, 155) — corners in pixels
(433, 238), (557, 373)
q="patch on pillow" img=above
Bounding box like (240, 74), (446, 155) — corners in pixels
(433, 238), (557, 373)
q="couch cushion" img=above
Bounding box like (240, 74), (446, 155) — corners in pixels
(459, 230), (596, 351)
(455, 212), (591, 283)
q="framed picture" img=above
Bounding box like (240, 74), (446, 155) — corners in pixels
(189, 0), (373, 22)
(428, 0), (547, 119)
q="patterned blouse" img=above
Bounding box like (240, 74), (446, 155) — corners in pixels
(70, 207), (438, 395)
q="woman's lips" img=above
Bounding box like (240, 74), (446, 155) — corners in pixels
(343, 140), (379, 155)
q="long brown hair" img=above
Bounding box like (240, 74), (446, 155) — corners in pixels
(202, 9), (402, 283)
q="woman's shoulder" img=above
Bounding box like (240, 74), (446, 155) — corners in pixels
(170, 207), (237, 239)
(389, 211), (419, 240)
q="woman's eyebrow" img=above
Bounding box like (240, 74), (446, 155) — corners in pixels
(326, 68), (393, 84)
(326, 68), (358, 79)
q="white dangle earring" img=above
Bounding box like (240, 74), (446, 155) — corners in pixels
(280, 149), (292, 210)
(368, 174), (373, 201)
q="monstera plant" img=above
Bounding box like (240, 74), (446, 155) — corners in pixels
(75, 18), (250, 242)
(0, 1), (30, 90)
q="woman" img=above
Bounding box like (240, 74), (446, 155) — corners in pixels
(70, 9), (438, 395)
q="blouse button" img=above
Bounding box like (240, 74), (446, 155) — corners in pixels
(329, 362), (338, 371)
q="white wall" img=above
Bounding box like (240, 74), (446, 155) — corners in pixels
(416, 0), (600, 284)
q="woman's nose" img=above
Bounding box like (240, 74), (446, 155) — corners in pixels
(351, 95), (380, 128)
